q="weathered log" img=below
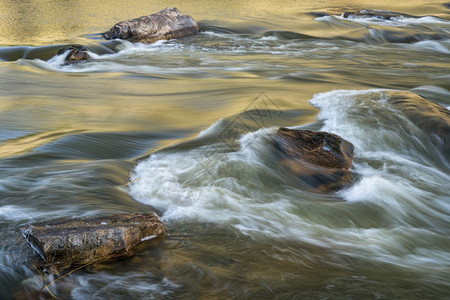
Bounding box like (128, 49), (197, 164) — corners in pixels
(274, 128), (354, 192)
(103, 7), (200, 44)
(21, 213), (165, 269)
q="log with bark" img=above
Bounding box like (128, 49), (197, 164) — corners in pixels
(21, 212), (165, 270)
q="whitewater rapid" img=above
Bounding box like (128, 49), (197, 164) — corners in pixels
(129, 89), (449, 276)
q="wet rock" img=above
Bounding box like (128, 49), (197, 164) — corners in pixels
(103, 7), (200, 44)
(57, 45), (89, 65)
(341, 9), (415, 20)
(274, 128), (354, 192)
(275, 128), (354, 169)
(21, 213), (165, 270)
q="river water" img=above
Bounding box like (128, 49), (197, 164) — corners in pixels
(0, 0), (449, 299)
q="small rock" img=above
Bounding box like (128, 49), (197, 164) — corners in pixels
(57, 45), (89, 65)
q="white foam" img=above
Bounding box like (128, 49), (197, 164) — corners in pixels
(0, 205), (48, 221)
(408, 39), (450, 54)
(0, 204), (95, 221)
(197, 119), (224, 138)
(27, 39), (184, 73)
(71, 273), (180, 299)
(339, 175), (410, 211)
(310, 89), (449, 216)
(411, 85), (450, 97)
(308, 88), (447, 155)
(335, 14), (449, 26)
(133, 89), (449, 224)
(129, 88), (449, 271)
(130, 127), (297, 227)
(47, 49), (71, 65)
(394, 16), (450, 25)
(309, 89), (385, 148)
(140, 235), (157, 241)
(260, 36), (278, 41)
(201, 31), (230, 37)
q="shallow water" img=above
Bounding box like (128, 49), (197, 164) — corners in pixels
(0, 1), (449, 299)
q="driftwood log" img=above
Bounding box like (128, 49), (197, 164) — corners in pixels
(274, 128), (354, 192)
(21, 213), (165, 269)
(103, 7), (200, 44)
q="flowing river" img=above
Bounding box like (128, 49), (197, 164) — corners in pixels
(0, 0), (449, 299)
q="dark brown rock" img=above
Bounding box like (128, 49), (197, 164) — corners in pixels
(342, 9), (414, 20)
(57, 46), (89, 65)
(21, 213), (165, 269)
(275, 128), (354, 169)
(103, 7), (200, 44)
(274, 128), (354, 192)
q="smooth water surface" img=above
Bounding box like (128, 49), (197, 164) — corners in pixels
(0, 1), (449, 299)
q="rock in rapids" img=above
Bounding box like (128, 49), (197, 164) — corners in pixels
(57, 45), (89, 65)
(103, 7), (200, 44)
(341, 9), (415, 20)
(274, 128), (355, 192)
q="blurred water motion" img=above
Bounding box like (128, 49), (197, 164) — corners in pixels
(0, 0), (449, 299)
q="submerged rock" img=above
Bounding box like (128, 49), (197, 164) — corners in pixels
(57, 45), (89, 65)
(341, 9), (415, 20)
(306, 12), (330, 18)
(103, 7), (200, 44)
(21, 213), (165, 270)
(274, 128), (354, 192)
(386, 91), (450, 150)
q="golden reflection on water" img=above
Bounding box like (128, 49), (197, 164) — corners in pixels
(0, 129), (82, 158)
(0, 0), (437, 46)
(0, 0), (446, 152)
(0, 67), (318, 133)
(0, 1), (449, 299)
